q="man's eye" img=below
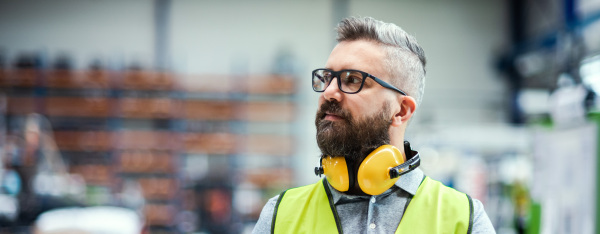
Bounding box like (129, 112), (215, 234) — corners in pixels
(343, 74), (363, 84)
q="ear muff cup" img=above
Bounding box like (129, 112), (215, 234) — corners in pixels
(357, 145), (405, 195)
(321, 145), (405, 195)
(322, 156), (350, 192)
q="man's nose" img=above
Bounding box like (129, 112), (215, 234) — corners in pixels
(322, 77), (343, 102)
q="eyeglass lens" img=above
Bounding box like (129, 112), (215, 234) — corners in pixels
(313, 70), (365, 93)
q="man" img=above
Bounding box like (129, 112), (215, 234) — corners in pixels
(253, 16), (495, 233)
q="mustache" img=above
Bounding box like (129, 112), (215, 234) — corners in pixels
(316, 100), (352, 121)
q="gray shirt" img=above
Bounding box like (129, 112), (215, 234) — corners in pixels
(253, 168), (496, 233)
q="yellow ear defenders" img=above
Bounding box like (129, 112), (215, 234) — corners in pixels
(314, 142), (421, 195)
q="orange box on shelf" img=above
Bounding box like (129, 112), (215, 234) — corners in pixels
(45, 70), (111, 90)
(84, 70), (112, 89)
(120, 98), (181, 119)
(183, 133), (237, 155)
(0, 69), (8, 87)
(6, 97), (36, 115)
(45, 97), (112, 117)
(137, 177), (178, 200)
(118, 151), (175, 173)
(116, 130), (179, 151)
(241, 168), (293, 189)
(121, 71), (175, 91)
(53, 131), (113, 152)
(183, 100), (236, 120)
(45, 70), (77, 89)
(144, 204), (175, 226)
(245, 134), (294, 156)
(242, 102), (294, 122)
(244, 74), (295, 94)
(178, 74), (234, 93)
(0, 69), (38, 87)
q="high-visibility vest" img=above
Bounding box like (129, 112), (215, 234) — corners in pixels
(272, 176), (474, 234)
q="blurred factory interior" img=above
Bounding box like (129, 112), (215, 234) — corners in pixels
(1, 0), (600, 233)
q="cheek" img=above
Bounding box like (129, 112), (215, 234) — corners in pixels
(352, 96), (380, 114)
(343, 101), (370, 120)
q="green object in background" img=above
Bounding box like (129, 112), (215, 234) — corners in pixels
(526, 201), (541, 234)
(588, 111), (600, 234)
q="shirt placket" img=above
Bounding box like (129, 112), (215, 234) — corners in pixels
(367, 196), (379, 233)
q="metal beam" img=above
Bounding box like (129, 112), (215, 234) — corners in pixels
(154, 0), (171, 71)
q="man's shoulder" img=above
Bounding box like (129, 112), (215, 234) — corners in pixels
(470, 197), (496, 233)
(252, 195), (279, 234)
(253, 180), (325, 234)
(263, 195), (280, 211)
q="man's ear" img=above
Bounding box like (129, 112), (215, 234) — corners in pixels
(391, 96), (417, 127)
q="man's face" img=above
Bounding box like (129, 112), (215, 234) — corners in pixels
(315, 40), (397, 161)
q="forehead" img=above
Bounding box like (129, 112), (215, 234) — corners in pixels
(325, 40), (388, 78)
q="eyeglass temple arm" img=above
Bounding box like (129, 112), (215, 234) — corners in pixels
(369, 76), (407, 96)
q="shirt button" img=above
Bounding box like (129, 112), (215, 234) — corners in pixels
(369, 223), (376, 229)
(370, 197), (376, 203)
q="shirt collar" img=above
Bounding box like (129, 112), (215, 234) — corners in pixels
(326, 168), (424, 204)
(395, 167), (423, 195)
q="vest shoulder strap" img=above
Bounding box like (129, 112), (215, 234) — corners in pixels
(272, 179), (342, 234)
(396, 176), (474, 234)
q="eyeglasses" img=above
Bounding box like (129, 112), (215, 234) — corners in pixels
(312, 68), (407, 95)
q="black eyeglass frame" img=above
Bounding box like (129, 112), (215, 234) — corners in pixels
(312, 68), (407, 95)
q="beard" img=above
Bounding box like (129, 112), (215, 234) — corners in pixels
(315, 100), (393, 163)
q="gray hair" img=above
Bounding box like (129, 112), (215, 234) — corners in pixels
(335, 16), (426, 106)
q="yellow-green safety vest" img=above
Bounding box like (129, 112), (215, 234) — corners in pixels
(272, 176), (474, 234)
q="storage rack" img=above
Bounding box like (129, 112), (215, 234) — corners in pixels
(0, 67), (297, 233)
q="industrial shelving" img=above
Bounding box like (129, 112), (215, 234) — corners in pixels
(0, 67), (297, 233)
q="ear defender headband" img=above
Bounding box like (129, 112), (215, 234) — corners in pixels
(314, 142), (420, 195)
